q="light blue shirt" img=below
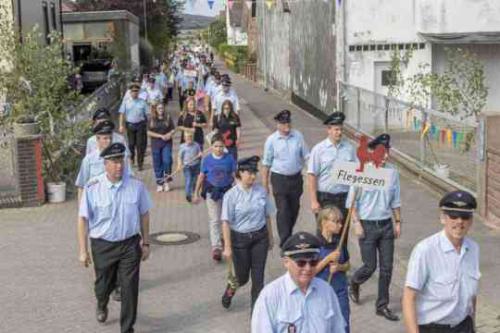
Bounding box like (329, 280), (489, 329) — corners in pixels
(118, 98), (148, 124)
(75, 150), (133, 188)
(79, 173), (152, 242)
(262, 129), (309, 176)
(307, 138), (356, 194)
(213, 89), (240, 115)
(251, 272), (346, 333)
(85, 132), (127, 156)
(405, 231), (481, 326)
(179, 142), (202, 166)
(221, 183), (275, 233)
(345, 163), (401, 220)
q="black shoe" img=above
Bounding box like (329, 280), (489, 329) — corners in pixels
(96, 307), (108, 323)
(186, 196), (192, 203)
(376, 307), (400, 321)
(112, 287), (121, 302)
(349, 281), (360, 304)
(221, 285), (236, 309)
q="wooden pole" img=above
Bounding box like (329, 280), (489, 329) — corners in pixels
(327, 186), (360, 283)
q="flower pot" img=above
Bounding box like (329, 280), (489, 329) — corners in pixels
(13, 121), (39, 137)
(433, 163), (450, 178)
(47, 182), (66, 203)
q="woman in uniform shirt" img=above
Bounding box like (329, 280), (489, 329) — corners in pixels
(220, 156), (275, 310)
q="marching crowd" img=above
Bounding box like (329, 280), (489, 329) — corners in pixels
(76, 43), (481, 333)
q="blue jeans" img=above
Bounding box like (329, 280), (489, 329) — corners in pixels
(152, 143), (173, 185)
(183, 163), (200, 197)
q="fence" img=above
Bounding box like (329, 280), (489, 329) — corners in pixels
(339, 82), (480, 194)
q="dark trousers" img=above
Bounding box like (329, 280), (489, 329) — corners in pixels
(231, 226), (269, 309)
(178, 88), (185, 110)
(227, 146), (238, 162)
(271, 172), (303, 247)
(126, 121), (147, 168)
(352, 219), (394, 310)
(91, 235), (142, 333)
(419, 316), (475, 333)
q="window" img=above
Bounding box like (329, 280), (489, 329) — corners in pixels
(282, 0), (290, 12)
(42, 1), (50, 44)
(381, 70), (396, 87)
(50, 2), (57, 31)
(251, 0), (256, 17)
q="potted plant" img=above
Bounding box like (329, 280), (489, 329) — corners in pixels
(13, 115), (38, 137)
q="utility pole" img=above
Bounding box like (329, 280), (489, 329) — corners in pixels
(143, 0), (148, 41)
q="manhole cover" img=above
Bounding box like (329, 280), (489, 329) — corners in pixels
(150, 231), (200, 246)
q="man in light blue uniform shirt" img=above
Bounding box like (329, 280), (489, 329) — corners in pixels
(262, 109), (309, 247)
(220, 156), (275, 309)
(308, 112), (356, 222)
(78, 142), (152, 333)
(402, 191), (479, 333)
(119, 83), (149, 171)
(346, 133), (401, 322)
(85, 108), (128, 156)
(212, 77), (240, 117)
(252, 232), (346, 333)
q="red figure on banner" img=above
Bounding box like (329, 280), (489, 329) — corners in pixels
(356, 135), (387, 172)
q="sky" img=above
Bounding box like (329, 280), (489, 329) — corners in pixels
(184, 0), (224, 16)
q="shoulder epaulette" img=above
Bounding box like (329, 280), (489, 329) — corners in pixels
(86, 179), (100, 188)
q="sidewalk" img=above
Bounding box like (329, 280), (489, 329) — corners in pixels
(0, 61), (498, 333)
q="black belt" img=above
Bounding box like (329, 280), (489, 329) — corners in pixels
(271, 171), (302, 179)
(419, 316), (473, 331)
(361, 218), (392, 227)
(231, 225), (267, 236)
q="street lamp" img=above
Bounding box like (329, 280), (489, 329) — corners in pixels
(143, 0), (157, 41)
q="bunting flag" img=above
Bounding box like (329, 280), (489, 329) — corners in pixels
(245, 0), (253, 10)
(452, 131), (458, 149)
(421, 121), (430, 139)
(447, 129), (452, 146)
(208, 0), (215, 9)
(228, 0), (234, 10)
(265, 0), (274, 9)
(440, 129), (446, 144)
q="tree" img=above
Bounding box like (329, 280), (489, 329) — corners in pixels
(76, 0), (184, 57)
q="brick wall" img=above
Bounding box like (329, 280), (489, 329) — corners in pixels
(16, 135), (45, 207)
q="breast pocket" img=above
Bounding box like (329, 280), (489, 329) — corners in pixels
(123, 193), (140, 217)
(427, 275), (457, 301)
(465, 270), (481, 297)
(277, 311), (302, 333)
(95, 199), (112, 223)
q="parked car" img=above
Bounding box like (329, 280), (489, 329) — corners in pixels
(80, 59), (112, 93)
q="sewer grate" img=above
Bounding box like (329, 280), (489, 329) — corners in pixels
(150, 231), (200, 246)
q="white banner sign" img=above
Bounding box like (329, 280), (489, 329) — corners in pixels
(332, 161), (394, 190)
(183, 69), (198, 78)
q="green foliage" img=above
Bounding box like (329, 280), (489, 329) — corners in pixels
(0, 3), (86, 183)
(207, 17), (227, 50)
(218, 43), (248, 73)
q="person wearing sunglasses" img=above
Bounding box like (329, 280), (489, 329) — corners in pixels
(220, 156), (275, 310)
(252, 232), (346, 333)
(402, 191), (479, 333)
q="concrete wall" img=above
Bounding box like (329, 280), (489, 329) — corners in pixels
(257, 1), (291, 93)
(289, 1), (336, 113)
(416, 0), (500, 34)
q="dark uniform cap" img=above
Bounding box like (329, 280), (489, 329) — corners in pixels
(92, 108), (111, 121)
(274, 109), (291, 123)
(439, 190), (477, 217)
(281, 232), (321, 258)
(323, 112), (346, 126)
(100, 142), (126, 160)
(237, 155), (260, 172)
(368, 133), (391, 149)
(222, 79), (232, 87)
(92, 119), (115, 135)
(129, 82), (141, 91)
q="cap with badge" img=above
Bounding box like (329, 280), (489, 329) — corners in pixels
(323, 112), (346, 126)
(100, 142), (126, 160)
(274, 109), (291, 124)
(93, 119), (115, 135)
(92, 108), (111, 121)
(237, 156), (260, 173)
(281, 232), (321, 259)
(439, 190), (477, 218)
(222, 77), (232, 87)
(129, 82), (141, 91)
(368, 133), (391, 149)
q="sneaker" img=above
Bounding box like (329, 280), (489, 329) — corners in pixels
(212, 248), (222, 262)
(163, 183), (171, 192)
(156, 185), (163, 192)
(221, 284), (236, 309)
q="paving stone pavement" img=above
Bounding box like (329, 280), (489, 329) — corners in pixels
(1, 61), (499, 332)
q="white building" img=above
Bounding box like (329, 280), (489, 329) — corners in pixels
(340, 0), (500, 112)
(226, 2), (247, 46)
